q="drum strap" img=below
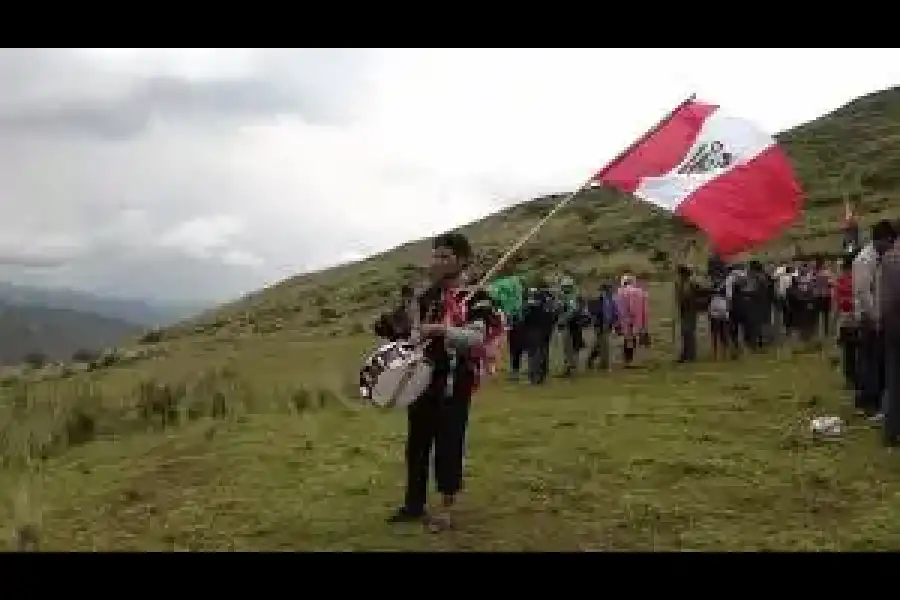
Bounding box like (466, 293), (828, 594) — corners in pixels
(443, 288), (464, 393)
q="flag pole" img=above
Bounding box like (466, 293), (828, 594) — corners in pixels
(472, 92), (698, 294)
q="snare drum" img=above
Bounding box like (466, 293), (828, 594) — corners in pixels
(359, 341), (433, 408)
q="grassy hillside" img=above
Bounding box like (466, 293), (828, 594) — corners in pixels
(2, 86), (900, 551)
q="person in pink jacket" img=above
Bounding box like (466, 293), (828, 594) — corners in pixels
(615, 274), (649, 366)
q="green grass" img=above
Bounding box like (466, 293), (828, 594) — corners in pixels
(3, 324), (900, 551)
(3, 87), (900, 551)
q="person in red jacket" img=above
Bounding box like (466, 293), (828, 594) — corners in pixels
(833, 257), (857, 389)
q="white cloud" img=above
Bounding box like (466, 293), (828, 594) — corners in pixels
(0, 48), (896, 302)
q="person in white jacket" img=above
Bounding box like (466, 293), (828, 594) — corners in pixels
(774, 264), (795, 335)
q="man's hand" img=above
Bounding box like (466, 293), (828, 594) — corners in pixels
(419, 323), (447, 337)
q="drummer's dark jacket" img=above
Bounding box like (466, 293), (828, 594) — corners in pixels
(419, 284), (494, 399)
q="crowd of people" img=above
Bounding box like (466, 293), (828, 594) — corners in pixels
(368, 222), (900, 529)
(479, 257), (834, 380)
(482, 218), (899, 447)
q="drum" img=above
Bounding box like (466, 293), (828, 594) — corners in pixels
(359, 341), (433, 408)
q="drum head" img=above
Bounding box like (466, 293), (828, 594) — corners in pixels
(370, 357), (433, 408)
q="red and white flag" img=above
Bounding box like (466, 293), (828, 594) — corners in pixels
(592, 98), (803, 258)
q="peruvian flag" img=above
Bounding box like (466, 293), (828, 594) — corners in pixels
(591, 97), (803, 258)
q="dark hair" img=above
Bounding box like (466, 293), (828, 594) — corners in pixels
(400, 285), (414, 297)
(432, 232), (473, 263)
(872, 219), (897, 242)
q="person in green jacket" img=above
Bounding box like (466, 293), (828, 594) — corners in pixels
(488, 275), (525, 380)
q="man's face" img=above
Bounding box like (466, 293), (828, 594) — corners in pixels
(429, 246), (461, 281)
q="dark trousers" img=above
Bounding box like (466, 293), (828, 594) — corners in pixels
(507, 323), (526, 373)
(729, 310), (751, 353)
(679, 317), (697, 362)
(759, 303), (774, 345)
(404, 389), (472, 513)
(838, 326), (859, 389)
(884, 336), (900, 443)
(815, 297), (831, 337)
(587, 326), (611, 369)
(855, 327), (885, 414)
(525, 328), (551, 384)
(623, 335), (636, 364)
(778, 298), (792, 334)
(745, 306), (764, 349)
(796, 302), (817, 342)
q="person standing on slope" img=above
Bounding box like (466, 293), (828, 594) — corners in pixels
(586, 282), (618, 371)
(674, 265), (701, 363)
(708, 279), (730, 361)
(854, 220), (895, 420)
(879, 222), (900, 446)
(833, 256), (857, 390)
(725, 264), (750, 355)
(774, 264), (796, 338)
(813, 256), (835, 338)
(615, 274), (649, 367)
(521, 281), (556, 385)
(557, 276), (585, 377)
(381, 232), (497, 529)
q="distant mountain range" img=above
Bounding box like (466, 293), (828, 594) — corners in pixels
(0, 282), (206, 328)
(0, 282), (209, 366)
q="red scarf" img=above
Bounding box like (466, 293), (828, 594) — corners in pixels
(442, 287), (502, 393)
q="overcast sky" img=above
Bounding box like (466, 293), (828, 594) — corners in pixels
(0, 48), (896, 303)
